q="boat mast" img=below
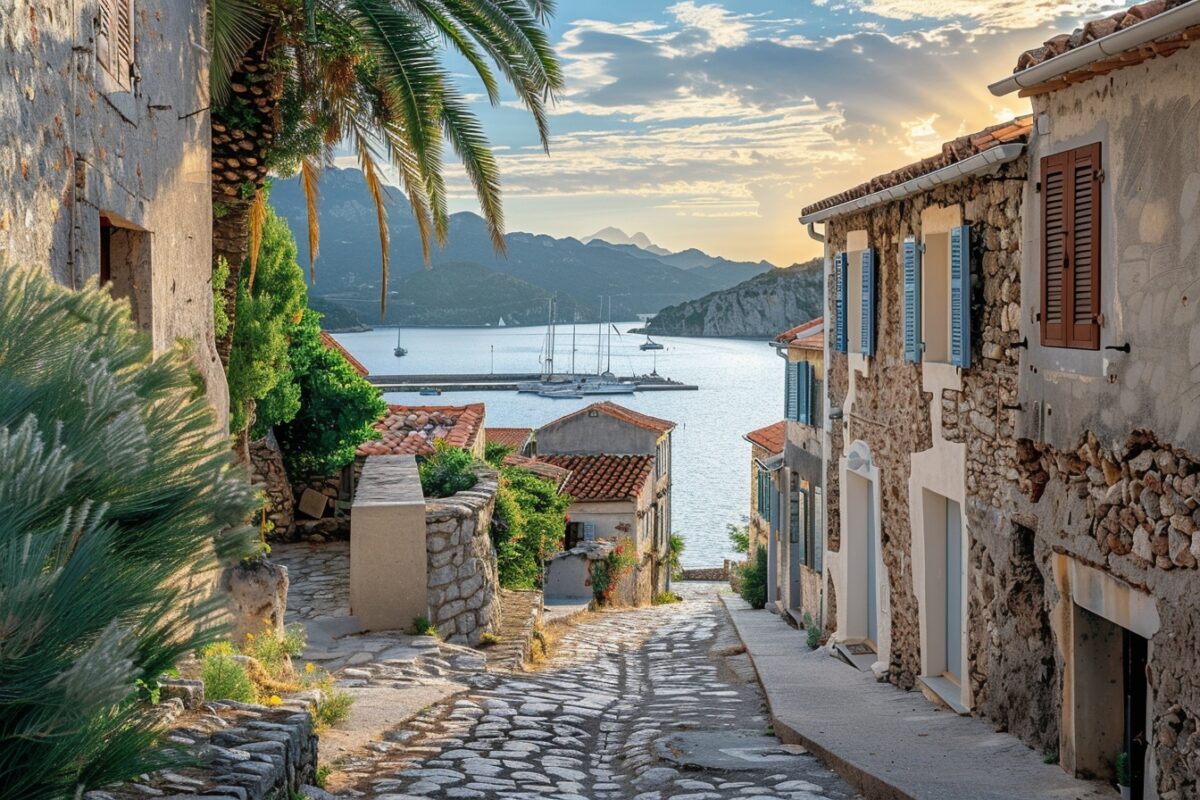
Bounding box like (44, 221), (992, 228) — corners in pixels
(596, 297), (603, 375)
(606, 296), (613, 375)
(571, 316), (577, 376)
(548, 296), (557, 378)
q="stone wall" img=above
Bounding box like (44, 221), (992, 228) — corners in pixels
(250, 432), (296, 538)
(0, 1), (227, 429)
(1015, 429), (1200, 792)
(87, 696), (317, 800)
(425, 467), (503, 645)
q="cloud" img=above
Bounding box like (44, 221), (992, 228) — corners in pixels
(665, 1), (752, 51)
(847, 0), (1127, 30)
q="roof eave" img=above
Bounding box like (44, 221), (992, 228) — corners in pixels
(798, 143), (1026, 225)
(988, 1), (1200, 96)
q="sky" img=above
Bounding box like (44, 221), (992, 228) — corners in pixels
(382, 1), (1130, 266)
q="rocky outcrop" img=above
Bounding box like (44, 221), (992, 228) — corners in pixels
(644, 259), (822, 338)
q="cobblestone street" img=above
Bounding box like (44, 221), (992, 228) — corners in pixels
(330, 583), (857, 800)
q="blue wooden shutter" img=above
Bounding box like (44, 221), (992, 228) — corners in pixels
(835, 252), (848, 353)
(903, 237), (922, 363)
(806, 361), (817, 424)
(793, 489), (805, 563)
(861, 249), (877, 357)
(785, 359), (798, 420)
(797, 362), (812, 425)
(950, 225), (972, 368)
(813, 486), (824, 574)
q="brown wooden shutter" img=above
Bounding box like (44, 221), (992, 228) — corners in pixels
(1041, 152), (1069, 347)
(1041, 143), (1101, 350)
(96, 0), (133, 89)
(1068, 143), (1101, 349)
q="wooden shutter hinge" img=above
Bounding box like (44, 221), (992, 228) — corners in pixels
(1095, 312), (1106, 327)
(1095, 168), (1106, 184)
(1104, 342), (1131, 353)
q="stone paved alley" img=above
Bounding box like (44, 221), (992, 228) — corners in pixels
(322, 583), (857, 800)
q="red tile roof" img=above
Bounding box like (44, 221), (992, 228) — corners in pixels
(1012, 1), (1197, 88)
(744, 421), (787, 457)
(357, 404), (485, 457)
(486, 427), (533, 451)
(543, 402), (675, 437)
(504, 453), (571, 490)
(539, 454), (655, 502)
(320, 331), (368, 377)
(800, 117), (1033, 218)
(775, 317), (824, 346)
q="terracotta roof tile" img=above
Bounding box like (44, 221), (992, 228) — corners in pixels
(357, 403), (485, 457)
(743, 421), (787, 456)
(542, 402), (675, 438)
(486, 427), (533, 451)
(504, 453), (571, 490)
(1014, 1), (1189, 73)
(774, 317), (824, 344)
(800, 117), (1032, 218)
(320, 331), (369, 377)
(539, 454), (655, 502)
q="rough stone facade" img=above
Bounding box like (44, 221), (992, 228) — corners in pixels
(0, 1), (227, 427)
(425, 468), (503, 645)
(822, 159), (1030, 702)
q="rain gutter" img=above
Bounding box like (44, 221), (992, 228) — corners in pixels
(797, 143), (1026, 226)
(988, 0), (1200, 96)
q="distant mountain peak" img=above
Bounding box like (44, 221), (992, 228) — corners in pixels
(582, 227), (668, 255)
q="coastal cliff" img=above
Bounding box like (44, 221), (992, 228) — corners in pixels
(644, 259), (822, 338)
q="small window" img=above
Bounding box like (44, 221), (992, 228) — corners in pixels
(923, 232), (951, 362)
(97, 0), (135, 91)
(904, 227), (972, 368)
(835, 248), (876, 356)
(1041, 144), (1102, 350)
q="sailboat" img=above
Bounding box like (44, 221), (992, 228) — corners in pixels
(639, 335), (664, 351)
(394, 326), (407, 358)
(521, 297), (636, 396)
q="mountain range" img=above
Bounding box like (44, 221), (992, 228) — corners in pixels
(269, 168), (786, 328)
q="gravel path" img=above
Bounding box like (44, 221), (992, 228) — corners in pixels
(334, 583), (857, 800)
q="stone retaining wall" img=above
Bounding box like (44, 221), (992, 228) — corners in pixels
(249, 433), (296, 539)
(425, 467), (503, 645)
(86, 695), (317, 800)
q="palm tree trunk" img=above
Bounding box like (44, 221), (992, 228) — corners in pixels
(211, 33), (281, 367)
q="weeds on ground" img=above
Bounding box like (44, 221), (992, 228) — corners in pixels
(478, 632), (503, 647)
(313, 688), (353, 731)
(653, 591), (681, 605)
(412, 616), (440, 637)
(802, 612), (821, 649)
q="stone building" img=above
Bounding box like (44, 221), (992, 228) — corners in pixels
(536, 402), (676, 600)
(744, 420), (785, 561)
(988, 3), (1200, 796)
(772, 318), (826, 626)
(798, 117), (1032, 700)
(0, 1), (227, 425)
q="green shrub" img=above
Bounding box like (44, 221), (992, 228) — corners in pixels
(727, 523), (750, 554)
(226, 203), (307, 435)
(412, 616), (439, 637)
(806, 623), (821, 649)
(419, 441), (479, 498)
(200, 645), (257, 703)
(0, 266), (257, 796)
(313, 688), (353, 731)
(271, 308), (386, 477)
(1115, 751), (1131, 787)
(484, 441), (513, 467)
(492, 465), (571, 589)
(592, 541), (639, 605)
(738, 547), (769, 609)
(669, 533), (686, 580)
(653, 591), (681, 605)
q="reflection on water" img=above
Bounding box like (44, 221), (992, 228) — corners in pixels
(333, 322), (783, 567)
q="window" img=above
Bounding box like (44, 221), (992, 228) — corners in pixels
(835, 249), (876, 356)
(756, 469), (771, 518)
(1041, 144), (1101, 350)
(903, 227), (972, 368)
(784, 359), (818, 425)
(99, 214), (152, 332)
(97, 0), (135, 90)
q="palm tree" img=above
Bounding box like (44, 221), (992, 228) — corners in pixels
(206, 0), (563, 364)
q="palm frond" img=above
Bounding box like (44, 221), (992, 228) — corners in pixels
(246, 188), (268, 289)
(351, 133), (393, 318)
(398, 0), (502, 104)
(441, 87), (505, 252)
(300, 156), (322, 282)
(206, 0), (266, 106)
